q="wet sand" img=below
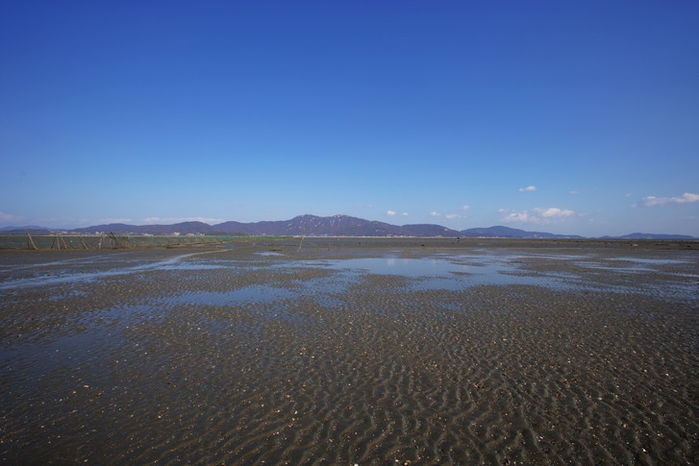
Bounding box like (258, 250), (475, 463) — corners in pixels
(0, 238), (697, 464)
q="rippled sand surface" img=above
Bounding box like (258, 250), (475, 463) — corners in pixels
(1, 238), (697, 464)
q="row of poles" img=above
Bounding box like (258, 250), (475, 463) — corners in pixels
(25, 231), (125, 250)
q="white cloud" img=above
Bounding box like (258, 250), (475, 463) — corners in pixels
(534, 207), (574, 218)
(401, 212), (408, 216)
(461, 205), (470, 211)
(430, 211), (440, 217)
(100, 218), (132, 224)
(502, 207), (575, 224)
(504, 211), (531, 222)
(519, 185), (537, 192)
(143, 216), (225, 224)
(641, 192), (699, 207)
(569, 190), (581, 195)
(445, 214), (460, 219)
(625, 193), (632, 197)
(386, 210), (396, 216)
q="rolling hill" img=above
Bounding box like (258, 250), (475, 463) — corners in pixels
(1, 215), (694, 239)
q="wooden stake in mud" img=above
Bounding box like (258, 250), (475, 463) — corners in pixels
(52, 231), (69, 250)
(80, 236), (88, 249)
(298, 221), (308, 252)
(50, 232), (60, 250)
(26, 231), (38, 250)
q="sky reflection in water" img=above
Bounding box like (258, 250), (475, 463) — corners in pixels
(1, 251), (696, 304)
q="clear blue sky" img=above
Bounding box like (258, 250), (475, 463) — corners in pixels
(1, 1), (698, 236)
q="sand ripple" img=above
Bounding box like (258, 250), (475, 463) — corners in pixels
(1, 242), (697, 463)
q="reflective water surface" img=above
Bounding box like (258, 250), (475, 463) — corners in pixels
(1, 249), (696, 302)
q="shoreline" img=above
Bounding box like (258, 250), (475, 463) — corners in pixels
(1, 235), (698, 253)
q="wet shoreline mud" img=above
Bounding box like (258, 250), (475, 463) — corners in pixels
(1, 238), (697, 463)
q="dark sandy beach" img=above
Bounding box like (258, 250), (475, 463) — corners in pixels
(0, 238), (697, 464)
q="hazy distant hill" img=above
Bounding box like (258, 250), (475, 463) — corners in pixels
(0, 226), (51, 234)
(86, 215), (582, 238)
(601, 233), (696, 240)
(71, 221), (222, 235)
(217, 215), (405, 236)
(213, 216), (584, 238)
(460, 225), (583, 239)
(0, 215), (694, 239)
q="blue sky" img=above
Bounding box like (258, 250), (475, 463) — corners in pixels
(1, 1), (698, 236)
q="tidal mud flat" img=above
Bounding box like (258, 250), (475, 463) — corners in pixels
(0, 238), (697, 464)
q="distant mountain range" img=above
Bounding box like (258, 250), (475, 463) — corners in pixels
(0, 214), (695, 239)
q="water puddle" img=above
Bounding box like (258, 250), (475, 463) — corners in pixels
(412, 271), (578, 291)
(569, 255), (694, 276)
(286, 255), (698, 300)
(0, 251), (224, 291)
(168, 286), (296, 306)
(324, 257), (467, 277)
(305, 256), (575, 290)
(606, 257), (689, 265)
(2, 250), (696, 304)
(291, 275), (359, 307)
(572, 262), (657, 274)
